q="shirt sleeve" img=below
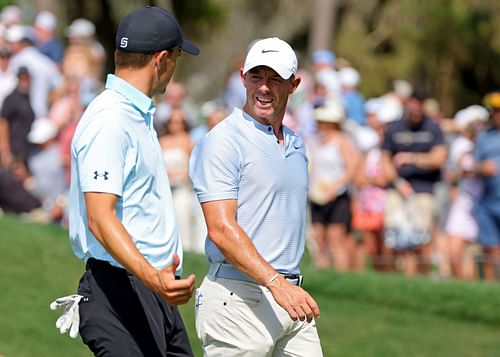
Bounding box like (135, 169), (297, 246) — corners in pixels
(74, 109), (129, 196)
(430, 121), (445, 147)
(0, 94), (13, 119)
(189, 129), (240, 203)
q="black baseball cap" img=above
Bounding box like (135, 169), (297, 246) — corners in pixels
(115, 6), (199, 55)
(17, 66), (30, 77)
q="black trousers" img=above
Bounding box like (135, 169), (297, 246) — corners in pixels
(0, 167), (40, 213)
(78, 259), (193, 357)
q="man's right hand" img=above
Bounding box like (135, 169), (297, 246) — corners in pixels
(145, 253), (196, 305)
(266, 275), (320, 323)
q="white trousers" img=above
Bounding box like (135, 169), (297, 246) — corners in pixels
(195, 275), (323, 357)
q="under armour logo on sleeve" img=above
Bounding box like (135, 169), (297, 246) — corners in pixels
(93, 171), (109, 180)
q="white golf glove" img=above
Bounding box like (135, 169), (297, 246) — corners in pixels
(49, 294), (84, 338)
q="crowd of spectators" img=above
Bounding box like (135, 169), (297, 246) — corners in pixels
(1, 5), (499, 281)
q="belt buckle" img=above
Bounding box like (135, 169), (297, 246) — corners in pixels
(285, 275), (303, 286)
(297, 275), (303, 287)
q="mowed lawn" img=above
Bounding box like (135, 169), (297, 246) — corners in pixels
(1, 214), (500, 357)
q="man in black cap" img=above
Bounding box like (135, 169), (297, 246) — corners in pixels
(61, 6), (199, 356)
(0, 66), (35, 173)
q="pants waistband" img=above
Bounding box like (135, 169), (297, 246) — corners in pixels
(208, 263), (303, 287)
(86, 258), (181, 279)
(86, 258), (128, 273)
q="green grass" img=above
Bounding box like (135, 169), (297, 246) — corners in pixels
(1, 214), (500, 356)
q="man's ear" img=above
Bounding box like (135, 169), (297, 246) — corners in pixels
(239, 68), (247, 87)
(289, 76), (301, 95)
(155, 50), (168, 69)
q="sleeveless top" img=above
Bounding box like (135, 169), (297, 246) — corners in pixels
(307, 136), (347, 204)
(163, 147), (190, 188)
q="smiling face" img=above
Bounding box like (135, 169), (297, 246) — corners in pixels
(241, 66), (300, 126)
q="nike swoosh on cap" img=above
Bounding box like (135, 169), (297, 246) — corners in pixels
(261, 49), (279, 53)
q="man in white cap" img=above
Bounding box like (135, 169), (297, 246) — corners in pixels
(0, 5), (21, 27)
(33, 10), (64, 65)
(5, 24), (62, 118)
(190, 37), (323, 356)
(27, 117), (66, 222)
(339, 66), (366, 125)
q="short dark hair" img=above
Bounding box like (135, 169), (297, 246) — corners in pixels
(114, 49), (154, 69)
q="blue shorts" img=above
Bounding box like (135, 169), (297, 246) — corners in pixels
(476, 203), (500, 247)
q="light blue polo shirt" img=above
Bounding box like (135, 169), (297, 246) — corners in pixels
(69, 74), (183, 272)
(189, 108), (308, 274)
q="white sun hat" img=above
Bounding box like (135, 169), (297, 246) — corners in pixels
(314, 101), (345, 123)
(28, 118), (58, 144)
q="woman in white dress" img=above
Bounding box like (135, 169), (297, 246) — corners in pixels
(160, 108), (204, 253)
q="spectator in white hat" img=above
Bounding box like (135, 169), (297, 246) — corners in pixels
(63, 18), (105, 80)
(311, 49), (341, 100)
(307, 101), (360, 272)
(0, 5), (21, 27)
(27, 117), (66, 222)
(351, 120), (394, 272)
(340, 66), (366, 126)
(444, 105), (488, 279)
(34, 10), (64, 65)
(378, 79), (414, 123)
(6, 24), (62, 118)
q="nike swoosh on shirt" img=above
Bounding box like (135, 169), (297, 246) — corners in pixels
(261, 49), (279, 53)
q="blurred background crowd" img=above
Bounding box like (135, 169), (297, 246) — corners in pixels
(0, 0), (500, 282)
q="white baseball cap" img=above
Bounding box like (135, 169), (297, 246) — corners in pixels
(365, 98), (382, 115)
(454, 105), (489, 129)
(34, 11), (57, 31)
(466, 105), (489, 122)
(28, 118), (58, 144)
(354, 126), (380, 152)
(243, 37), (298, 80)
(5, 25), (36, 44)
(65, 18), (95, 38)
(1, 5), (21, 26)
(339, 67), (360, 87)
(393, 79), (413, 98)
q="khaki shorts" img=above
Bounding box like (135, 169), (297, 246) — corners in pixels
(195, 275), (323, 357)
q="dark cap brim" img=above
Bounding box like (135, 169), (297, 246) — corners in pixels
(182, 38), (200, 55)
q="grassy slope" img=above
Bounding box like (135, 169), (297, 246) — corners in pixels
(1, 214), (499, 356)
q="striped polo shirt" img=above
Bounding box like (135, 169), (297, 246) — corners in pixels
(189, 108), (308, 274)
(69, 74), (183, 272)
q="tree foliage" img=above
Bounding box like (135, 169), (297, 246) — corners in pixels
(10, 0), (498, 114)
(334, 0), (500, 115)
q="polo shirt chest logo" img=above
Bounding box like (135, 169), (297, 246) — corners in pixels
(93, 171), (109, 180)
